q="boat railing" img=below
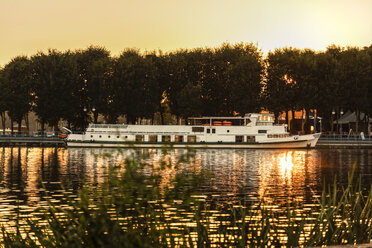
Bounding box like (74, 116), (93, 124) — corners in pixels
(89, 124), (128, 129)
(319, 133), (372, 141)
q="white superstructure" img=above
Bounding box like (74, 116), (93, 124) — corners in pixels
(65, 113), (320, 148)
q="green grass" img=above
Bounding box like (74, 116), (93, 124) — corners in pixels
(1, 148), (371, 247)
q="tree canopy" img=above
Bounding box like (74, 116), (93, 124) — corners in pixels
(0, 43), (371, 133)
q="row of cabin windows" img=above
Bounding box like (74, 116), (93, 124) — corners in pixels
(91, 135), (128, 139)
(267, 134), (289, 138)
(89, 134), (255, 143)
(90, 134), (198, 143)
(136, 135), (194, 143)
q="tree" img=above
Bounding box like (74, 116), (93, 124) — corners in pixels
(2, 56), (33, 134)
(0, 68), (10, 135)
(291, 49), (319, 133)
(142, 52), (170, 123)
(365, 45), (372, 120)
(32, 50), (80, 133)
(75, 46), (113, 124)
(166, 49), (205, 120)
(314, 48), (340, 131)
(113, 49), (165, 124)
(227, 43), (264, 115)
(338, 47), (371, 132)
(264, 48), (300, 124)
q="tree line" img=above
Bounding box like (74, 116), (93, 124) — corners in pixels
(0, 43), (371, 134)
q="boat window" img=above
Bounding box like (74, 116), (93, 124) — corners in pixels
(175, 135), (183, 142)
(268, 134), (273, 138)
(149, 135), (158, 142)
(90, 135), (93, 138)
(235, 136), (243, 143)
(187, 136), (196, 143)
(117, 136), (120, 138)
(162, 135), (171, 142)
(247, 136), (255, 143)
(212, 129), (216, 133)
(135, 135), (144, 142)
(258, 130), (267, 133)
(99, 135), (102, 138)
(192, 127), (204, 132)
(108, 135), (110, 138)
(227, 130), (230, 133)
(207, 129), (210, 133)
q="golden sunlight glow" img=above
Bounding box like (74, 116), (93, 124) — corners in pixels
(279, 152), (294, 181)
(256, 150), (320, 204)
(1, 0), (371, 66)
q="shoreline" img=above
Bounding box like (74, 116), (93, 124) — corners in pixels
(1, 136), (372, 148)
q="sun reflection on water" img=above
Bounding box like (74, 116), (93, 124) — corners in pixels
(279, 151), (294, 181)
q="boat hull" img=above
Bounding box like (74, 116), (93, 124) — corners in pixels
(66, 134), (320, 149)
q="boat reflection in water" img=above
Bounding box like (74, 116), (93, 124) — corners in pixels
(0, 147), (371, 243)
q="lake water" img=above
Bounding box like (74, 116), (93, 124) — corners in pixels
(0, 147), (371, 226)
(0, 147), (372, 208)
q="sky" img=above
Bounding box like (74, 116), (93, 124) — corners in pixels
(1, 0), (371, 66)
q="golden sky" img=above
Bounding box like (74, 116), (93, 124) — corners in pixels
(1, 0), (371, 66)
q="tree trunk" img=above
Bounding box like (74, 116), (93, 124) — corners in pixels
(300, 110), (305, 134)
(290, 109), (295, 134)
(1, 112), (6, 135)
(93, 112), (98, 124)
(25, 113), (29, 136)
(160, 112), (165, 125)
(274, 111), (279, 124)
(305, 108), (310, 134)
(160, 103), (167, 125)
(285, 110), (289, 129)
(18, 121), (22, 136)
(41, 121), (45, 136)
(355, 109), (360, 133)
(10, 119), (14, 136)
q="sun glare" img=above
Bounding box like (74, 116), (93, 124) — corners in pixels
(279, 152), (294, 181)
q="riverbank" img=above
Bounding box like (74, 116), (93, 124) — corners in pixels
(0, 136), (65, 147)
(317, 135), (372, 149)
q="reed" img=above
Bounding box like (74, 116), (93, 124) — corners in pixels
(1, 149), (371, 247)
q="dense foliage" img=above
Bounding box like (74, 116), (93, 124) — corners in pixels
(0, 44), (371, 133)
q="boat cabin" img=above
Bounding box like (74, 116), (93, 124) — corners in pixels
(188, 113), (274, 127)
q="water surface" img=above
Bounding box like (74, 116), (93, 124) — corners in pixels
(0, 147), (371, 224)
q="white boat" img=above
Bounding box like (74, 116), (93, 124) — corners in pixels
(65, 113), (320, 148)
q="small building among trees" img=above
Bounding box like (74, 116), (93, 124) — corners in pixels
(333, 111), (372, 134)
